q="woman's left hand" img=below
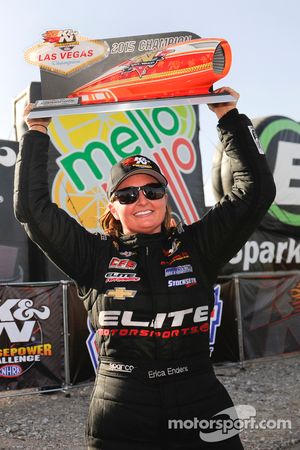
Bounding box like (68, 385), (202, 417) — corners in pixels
(208, 86), (240, 119)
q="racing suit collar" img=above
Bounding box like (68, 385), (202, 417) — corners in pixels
(119, 230), (167, 248)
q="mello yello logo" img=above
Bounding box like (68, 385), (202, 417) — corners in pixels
(50, 106), (200, 231)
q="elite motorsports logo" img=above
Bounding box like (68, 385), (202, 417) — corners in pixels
(168, 405), (292, 443)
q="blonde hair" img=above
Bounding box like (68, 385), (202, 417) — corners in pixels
(100, 204), (173, 238)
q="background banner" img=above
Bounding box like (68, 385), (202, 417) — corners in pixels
(48, 103), (204, 233)
(212, 115), (300, 274)
(0, 140), (28, 282)
(1, 275), (298, 392)
(239, 273), (300, 359)
(0, 284), (63, 390)
(67, 284), (94, 384)
(0, 283), (94, 390)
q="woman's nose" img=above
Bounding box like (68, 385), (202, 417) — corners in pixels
(136, 189), (148, 204)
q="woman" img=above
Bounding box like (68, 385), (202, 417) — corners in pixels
(15, 87), (275, 449)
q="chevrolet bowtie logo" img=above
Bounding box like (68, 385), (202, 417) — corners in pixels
(105, 287), (137, 300)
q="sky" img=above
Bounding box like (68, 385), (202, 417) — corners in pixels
(1, 0), (299, 201)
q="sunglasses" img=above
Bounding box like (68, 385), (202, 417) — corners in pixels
(111, 183), (166, 204)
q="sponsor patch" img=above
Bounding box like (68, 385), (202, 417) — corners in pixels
(99, 305), (208, 327)
(105, 272), (140, 283)
(119, 251), (135, 257)
(109, 257), (137, 270)
(164, 264), (193, 277)
(98, 323), (209, 338)
(163, 239), (181, 257)
(122, 156), (153, 169)
(108, 362), (135, 373)
(168, 277), (197, 288)
(104, 287), (137, 300)
(160, 252), (190, 266)
(248, 126), (265, 154)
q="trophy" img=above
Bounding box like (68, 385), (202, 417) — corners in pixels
(25, 30), (234, 119)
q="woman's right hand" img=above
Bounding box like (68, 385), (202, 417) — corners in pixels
(24, 103), (52, 133)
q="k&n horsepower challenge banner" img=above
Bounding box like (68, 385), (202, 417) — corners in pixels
(0, 284), (63, 389)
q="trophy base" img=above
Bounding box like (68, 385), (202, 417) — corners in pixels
(28, 93), (234, 119)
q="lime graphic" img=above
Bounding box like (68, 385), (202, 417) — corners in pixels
(141, 105), (196, 139)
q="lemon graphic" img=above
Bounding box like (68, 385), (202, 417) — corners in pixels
(49, 111), (133, 155)
(52, 171), (108, 232)
(50, 111), (133, 232)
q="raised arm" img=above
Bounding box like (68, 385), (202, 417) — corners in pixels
(14, 105), (110, 285)
(188, 87), (276, 280)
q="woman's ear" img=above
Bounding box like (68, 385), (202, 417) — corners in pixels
(108, 202), (120, 220)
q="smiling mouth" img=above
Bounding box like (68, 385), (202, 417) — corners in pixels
(134, 210), (153, 217)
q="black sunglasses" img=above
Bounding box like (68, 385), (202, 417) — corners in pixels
(111, 183), (166, 204)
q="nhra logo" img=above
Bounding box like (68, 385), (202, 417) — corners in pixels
(0, 364), (22, 378)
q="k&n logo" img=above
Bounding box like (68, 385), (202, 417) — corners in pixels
(0, 299), (50, 343)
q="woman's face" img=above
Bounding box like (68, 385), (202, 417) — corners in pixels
(108, 173), (168, 235)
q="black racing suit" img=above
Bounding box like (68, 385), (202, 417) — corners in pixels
(14, 109), (276, 449)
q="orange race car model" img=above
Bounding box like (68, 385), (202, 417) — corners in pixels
(68, 38), (232, 105)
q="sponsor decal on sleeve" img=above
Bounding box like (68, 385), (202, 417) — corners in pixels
(248, 126), (264, 154)
(165, 264), (193, 277)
